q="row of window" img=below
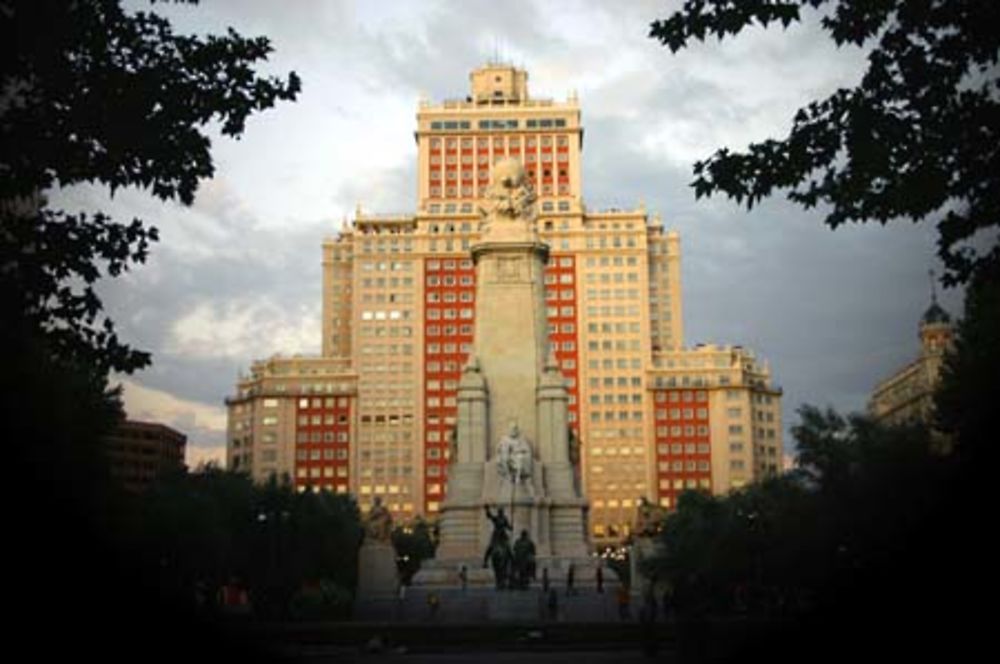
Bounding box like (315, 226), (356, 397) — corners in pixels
(428, 130), (568, 146)
(430, 184), (571, 197)
(588, 376), (643, 389)
(426, 258), (473, 271)
(359, 344), (414, 355)
(589, 445), (645, 456)
(654, 407), (709, 420)
(361, 309), (412, 321)
(658, 477), (712, 491)
(360, 261), (413, 271)
(655, 425), (710, 438)
(361, 277), (414, 288)
(588, 358), (644, 370)
(359, 325), (413, 337)
(590, 393), (643, 405)
(657, 443), (711, 455)
(655, 391), (708, 403)
(589, 411), (643, 422)
(296, 449), (349, 461)
(361, 293), (413, 304)
(430, 151), (570, 166)
(296, 431), (349, 443)
(659, 461), (712, 472)
(588, 339), (643, 352)
(584, 305), (641, 318)
(426, 324), (473, 336)
(426, 274), (474, 286)
(295, 466), (349, 479)
(586, 235), (639, 249)
(296, 414), (350, 426)
(426, 307), (474, 319)
(426, 291), (474, 303)
(586, 288), (641, 301)
(584, 272), (640, 285)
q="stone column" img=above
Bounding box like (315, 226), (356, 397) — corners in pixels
(470, 239), (550, 450)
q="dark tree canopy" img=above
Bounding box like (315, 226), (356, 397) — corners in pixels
(650, 0), (1000, 286)
(1, 0), (301, 372)
(3, 6), (301, 651)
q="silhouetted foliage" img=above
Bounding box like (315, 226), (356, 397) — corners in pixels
(644, 406), (957, 659)
(647, 406), (974, 659)
(3, 4), (299, 658)
(935, 262), (1000, 469)
(650, 0), (1000, 287)
(1, 0), (300, 373)
(134, 470), (362, 620)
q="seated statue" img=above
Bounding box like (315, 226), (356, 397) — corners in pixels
(365, 496), (393, 543)
(634, 496), (666, 538)
(496, 422), (533, 487)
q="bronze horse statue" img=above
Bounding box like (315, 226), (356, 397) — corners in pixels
(489, 540), (513, 589)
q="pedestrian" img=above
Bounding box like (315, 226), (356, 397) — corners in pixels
(566, 563), (575, 596)
(595, 563), (604, 593)
(427, 592), (440, 619)
(643, 584), (659, 622)
(541, 567), (550, 592)
(617, 583), (631, 620)
(640, 595), (659, 656)
(458, 564), (468, 592)
(662, 586), (673, 624)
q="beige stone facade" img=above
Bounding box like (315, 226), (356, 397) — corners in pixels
(869, 299), (953, 427)
(227, 64), (782, 544)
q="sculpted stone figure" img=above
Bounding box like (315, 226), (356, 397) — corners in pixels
(479, 158), (536, 229)
(634, 496), (666, 538)
(496, 422), (533, 486)
(365, 496), (393, 543)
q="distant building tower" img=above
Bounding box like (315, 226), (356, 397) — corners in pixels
(103, 419), (187, 492)
(869, 274), (954, 427)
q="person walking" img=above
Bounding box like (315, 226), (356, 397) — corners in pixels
(617, 583), (631, 620)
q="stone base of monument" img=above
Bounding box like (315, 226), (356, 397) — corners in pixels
(354, 541), (399, 620)
(395, 555), (621, 623)
(390, 582), (622, 623)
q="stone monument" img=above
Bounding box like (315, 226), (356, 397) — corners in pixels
(412, 159), (604, 597)
(355, 496), (399, 616)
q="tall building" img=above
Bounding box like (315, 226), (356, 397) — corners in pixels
(869, 289), (953, 426)
(227, 64), (783, 544)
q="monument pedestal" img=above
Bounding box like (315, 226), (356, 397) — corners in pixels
(406, 158), (611, 618)
(354, 541), (399, 620)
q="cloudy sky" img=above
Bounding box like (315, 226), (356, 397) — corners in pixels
(52, 0), (964, 467)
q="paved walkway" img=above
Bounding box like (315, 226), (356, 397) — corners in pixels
(273, 645), (671, 663)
